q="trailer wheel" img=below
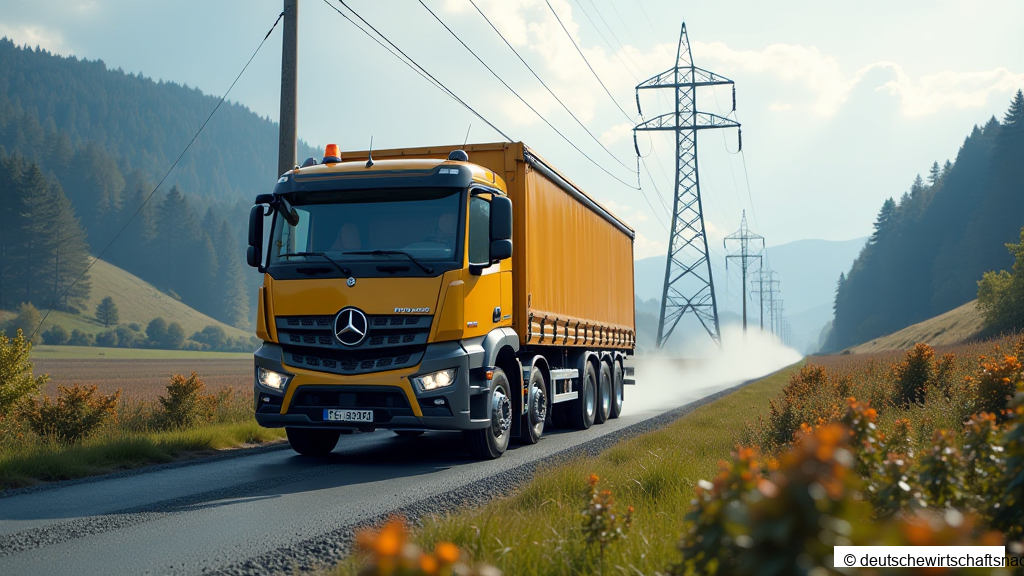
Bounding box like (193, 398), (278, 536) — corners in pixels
(465, 368), (513, 459)
(568, 361), (597, 430)
(596, 360), (613, 424)
(610, 359), (624, 419)
(519, 368), (548, 444)
(286, 428), (340, 456)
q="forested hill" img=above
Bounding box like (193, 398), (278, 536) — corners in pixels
(0, 39), (315, 201)
(826, 91), (1024, 351)
(0, 39), (315, 331)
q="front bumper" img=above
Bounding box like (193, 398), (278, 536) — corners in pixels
(253, 341), (493, 432)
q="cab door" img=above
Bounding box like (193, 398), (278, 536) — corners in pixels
(462, 192), (503, 338)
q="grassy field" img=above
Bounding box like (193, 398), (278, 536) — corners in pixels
(34, 355), (252, 400)
(0, 421), (285, 489)
(333, 361), (806, 576)
(847, 299), (986, 354)
(1, 257), (252, 340)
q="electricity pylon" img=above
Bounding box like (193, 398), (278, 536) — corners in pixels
(724, 211), (763, 332)
(634, 22), (741, 348)
(750, 268), (779, 332)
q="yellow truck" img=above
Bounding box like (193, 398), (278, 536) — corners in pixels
(246, 142), (635, 459)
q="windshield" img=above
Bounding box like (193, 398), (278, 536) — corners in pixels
(269, 187), (463, 265)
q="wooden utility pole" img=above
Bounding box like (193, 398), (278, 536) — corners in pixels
(278, 0), (299, 176)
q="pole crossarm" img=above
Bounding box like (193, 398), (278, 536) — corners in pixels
(634, 112), (740, 132)
(637, 65), (735, 91)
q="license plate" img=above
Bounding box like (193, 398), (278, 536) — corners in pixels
(323, 409), (374, 423)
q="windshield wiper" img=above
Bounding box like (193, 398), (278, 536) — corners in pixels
(343, 250), (434, 274)
(277, 252), (352, 276)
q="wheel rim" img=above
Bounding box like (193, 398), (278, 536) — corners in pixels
(530, 381), (547, 434)
(491, 386), (513, 438)
(615, 364), (624, 406)
(585, 374), (596, 417)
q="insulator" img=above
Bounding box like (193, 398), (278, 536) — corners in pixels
(738, 128), (743, 152)
(732, 84), (736, 112)
(633, 132), (641, 157)
(635, 92), (643, 116)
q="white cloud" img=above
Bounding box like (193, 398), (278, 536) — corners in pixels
(600, 121), (633, 145)
(0, 22), (71, 54)
(693, 41), (1024, 118)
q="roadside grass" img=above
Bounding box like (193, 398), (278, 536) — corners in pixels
(31, 345), (252, 360)
(0, 420), (285, 490)
(330, 361), (805, 576)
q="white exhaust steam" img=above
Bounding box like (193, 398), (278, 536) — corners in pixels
(624, 324), (803, 415)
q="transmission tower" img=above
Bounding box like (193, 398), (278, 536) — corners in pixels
(750, 267), (778, 332)
(724, 211), (763, 332)
(634, 22), (740, 348)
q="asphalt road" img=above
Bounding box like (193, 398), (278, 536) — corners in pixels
(0, 356), (773, 576)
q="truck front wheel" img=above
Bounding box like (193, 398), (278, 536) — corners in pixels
(465, 368), (513, 459)
(568, 361), (597, 430)
(286, 428), (340, 456)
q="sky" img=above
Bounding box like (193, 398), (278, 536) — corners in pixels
(1, 0), (1022, 260)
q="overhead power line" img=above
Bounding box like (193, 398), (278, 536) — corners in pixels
(416, 0), (639, 190)
(544, 0), (635, 122)
(31, 10), (287, 340)
(325, 0), (513, 142)
(465, 0), (635, 173)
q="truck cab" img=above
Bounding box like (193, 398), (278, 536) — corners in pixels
(248, 143), (634, 459)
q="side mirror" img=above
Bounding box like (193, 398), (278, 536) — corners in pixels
(246, 205), (265, 268)
(489, 239), (512, 262)
(488, 196), (512, 263)
(490, 196), (512, 241)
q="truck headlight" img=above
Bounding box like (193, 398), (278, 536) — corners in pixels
(412, 368), (458, 392)
(258, 367), (290, 391)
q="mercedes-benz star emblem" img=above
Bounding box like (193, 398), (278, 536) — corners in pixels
(333, 307), (368, 347)
(346, 277), (356, 287)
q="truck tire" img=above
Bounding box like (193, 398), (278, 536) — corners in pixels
(286, 428), (340, 456)
(464, 368), (514, 459)
(568, 361), (597, 430)
(596, 360), (612, 424)
(519, 368), (548, 444)
(610, 359), (624, 419)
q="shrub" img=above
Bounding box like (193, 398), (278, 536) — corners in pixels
(581, 474), (633, 566)
(146, 317), (167, 347)
(114, 324), (141, 348)
(892, 343), (934, 406)
(3, 303), (43, 345)
(20, 384), (120, 444)
(95, 329), (119, 348)
(41, 324), (69, 345)
(966, 353), (1022, 420)
(192, 325), (227, 350)
(68, 329), (94, 347)
(353, 516), (498, 576)
(158, 372), (216, 429)
(989, 380), (1024, 540)
(165, 322), (185, 349)
(0, 329), (49, 417)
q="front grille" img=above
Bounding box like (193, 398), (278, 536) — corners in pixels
(276, 313), (431, 375)
(283, 344), (423, 375)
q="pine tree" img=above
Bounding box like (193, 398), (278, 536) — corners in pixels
(95, 296), (119, 328)
(47, 181), (91, 312)
(214, 220), (249, 328)
(927, 161), (941, 186)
